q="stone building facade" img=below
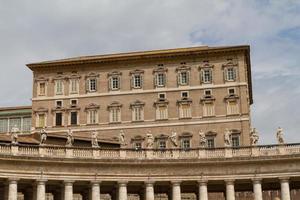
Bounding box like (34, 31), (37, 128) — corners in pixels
(27, 45), (253, 149)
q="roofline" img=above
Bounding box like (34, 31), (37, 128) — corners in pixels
(26, 45), (253, 104)
(0, 106), (32, 112)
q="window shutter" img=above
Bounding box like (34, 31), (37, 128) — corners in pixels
(86, 79), (90, 93)
(224, 68), (228, 81)
(154, 74), (157, 88)
(118, 76), (121, 89)
(108, 77), (112, 91)
(140, 75), (143, 88)
(130, 75), (134, 89)
(186, 71), (190, 85)
(94, 79), (98, 92)
(200, 70), (204, 83)
(233, 68), (237, 81)
(164, 73), (167, 86)
(177, 73), (181, 86)
(209, 69), (213, 82)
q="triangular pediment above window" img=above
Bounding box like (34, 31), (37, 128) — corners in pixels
(85, 103), (100, 110)
(129, 69), (144, 75)
(222, 58), (238, 68)
(198, 60), (214, 70)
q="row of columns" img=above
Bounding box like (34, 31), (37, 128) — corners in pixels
(6, 178), (292, 200)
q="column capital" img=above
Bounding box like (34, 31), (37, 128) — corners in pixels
(145, 181), (155, 187)
(8, 178), (19, 183)
(36, 179), (47, 184)
(198, 180), (208, 186)
(224, 179), (235, 185)
(91, 180), (101, 185)
(63, 180), (75, 186)
(171, 180), (181, 186)
(279, 177), (290, 183)
(252, 178), (262, 184)
(118, 181), (128, 186)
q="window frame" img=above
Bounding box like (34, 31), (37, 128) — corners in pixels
(69, 78), (79, 94)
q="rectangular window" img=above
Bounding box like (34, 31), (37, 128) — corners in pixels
(158, 93), (166, 100)
(0, 119), (8, 133)
(181, 91), (189, 99)
(39, 82), (46, 96)
(70, 99), (77, 108)
(55, 113), (62, 126)
(88, 110), (98, 124)
(70, 79), (79, 94)
(158, 140), (166, 149)
(156, 73), (165, 87)
(207, 137), (215, 148)
(156, 105), (168, 120)
(228, 88), (235, 95)
(204, 89), (212, 96)
(203, 102), (215, 117)
(181, 138), (191, 149)
(55, 80), (63, 95)
(179, 104), (191, 118)
(22, 117), (31, 132)
(202, 69), (212, 83)
(89, 79), (97, 92)
(111, 77), (120, 90)
(56, 100), (63, 108)
(227, 101), (239, 115)
(231, 135), (240, 147)
(226, 68), (236, 81)
(38, 114), (46, 128)
(132, 107), (143, 121)
(9, 118), (21, 132)
(70, 112), (77, 125)
(133, 74), (142, 88)
(110, 108), (121, 123)
(179, 71), (188, 85)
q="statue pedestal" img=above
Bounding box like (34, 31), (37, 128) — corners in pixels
(225, 148), (233, 158)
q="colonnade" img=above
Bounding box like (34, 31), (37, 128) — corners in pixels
(5, 178), (292, 200)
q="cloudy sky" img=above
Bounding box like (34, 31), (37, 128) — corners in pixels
(0, 0), (299, 144)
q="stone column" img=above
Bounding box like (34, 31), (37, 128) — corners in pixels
(171, 181), (181, 200)
(91, 181), (101, 200)
(280, 178), (291, 200)
(118, 181), (128, 200)
(252, 179), (262, 200)
(225, 180), (235, 200)
(145, 182), (155, 200)
(36, 179), (47, 200)
(64, 181), (74, 200)
(8, 178), (18, 200)
(198, 181), (208, 200)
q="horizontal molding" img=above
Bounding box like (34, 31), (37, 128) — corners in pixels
(32, 82), (248, 101)
(45, 117), (250, 133)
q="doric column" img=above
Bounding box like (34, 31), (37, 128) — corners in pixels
(64, 180), (74, 200)
(225, 180), (235, 200)
(280, 178), (291, 200)
(198, 181), (208, 200)
(171, 181), (181, 200)
(8, 178), (18, 200)
(252, 179), (262, 200)
(91, 181), (101, 200)
(36, 179), (47, 200)
(118, 181), (128, 200)
(145, 182), (155, 200)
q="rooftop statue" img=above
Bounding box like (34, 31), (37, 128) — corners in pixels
(199, 130), (207, 148)
(146, 131), (154, 149)
(224, 128), (232, 147)
(11, 125), (19, 145)
(276, 127), (285, 144)
(169, 131), (178, 147)
(119, 130), (126, 146)
(250, 128), (259, 146)
(40, 128), (48, 145)
(66, 129), (74, 147)
(91, 131), (99, 148)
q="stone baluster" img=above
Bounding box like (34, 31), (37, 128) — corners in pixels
(91, 181), (101, 200)
(64, 180), (74, 200)
(8, 178), (18, 200)
(171, 181), (181, 200)
(280, 178), (291, 200)
(118, 181), (128, 200)
(198, 180), (208, 200)
(252, 179), (262, 200)
(36, 179), (47, 200)
(145, 181), (155, 200)
(225, 180), (235, 200)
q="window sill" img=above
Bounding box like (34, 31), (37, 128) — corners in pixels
(226, 113), (240, 117)
(109, 122), (122, 124)
(131, 120), (144, 123)
(68, 124), (79, 127)
(155, 118), (169, 121)
(202, 115), (216, 118)
(86, 123), (99, 126)
(179, 117), (192, 120)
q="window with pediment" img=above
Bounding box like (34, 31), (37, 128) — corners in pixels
(131, 135), (145, 150)
(154, 95), (168, 120)
(200, 90), (215, 117)
(85, 73), (100, 93)
(230, 130), (241, 147)
(153, 65), (167, 88)
(199, 61), (214, 84)
(34, 77), (49, 96)
(177, 98), (192, 119)
(108, 102), (122, 123)
(34, 107), (48, 128)
(205, 131), (217, 148)
(130, 100), (145, 122)
(176, 65), (191, 86)
(85, 103), (100, 125)
(224, 91), (240, 115)
(223, 59), (238, 82)
(68, 73), (80, 94)
(53, 75), (66, 95)
(108, 71), (122, 91)
(155, 134), (168, 149)
(130, 70), (144, 89)
(179, 133), (192, 149)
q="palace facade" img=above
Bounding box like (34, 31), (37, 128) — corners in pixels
(27, 45), (253, 149)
